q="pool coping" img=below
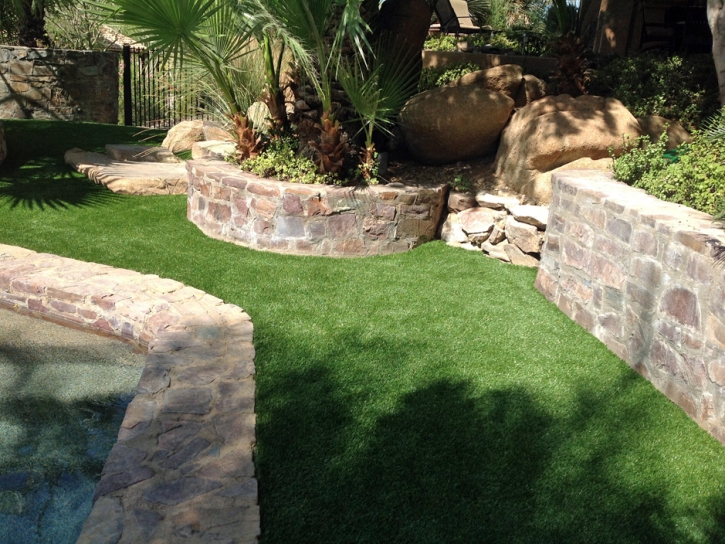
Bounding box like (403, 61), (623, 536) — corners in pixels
(0, 244), (259, 543)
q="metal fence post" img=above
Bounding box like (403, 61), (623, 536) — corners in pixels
(123, 45), (133, 126)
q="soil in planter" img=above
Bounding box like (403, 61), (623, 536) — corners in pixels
(0, 309), (145, 544)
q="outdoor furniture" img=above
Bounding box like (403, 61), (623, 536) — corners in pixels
(430, 0), (481, 35)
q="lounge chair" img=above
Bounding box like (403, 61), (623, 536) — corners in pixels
(430, 0), (482, 35)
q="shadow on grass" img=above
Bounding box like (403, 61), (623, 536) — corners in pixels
(256, 329), (725, 544)
(0, 119), (165, 211)
(0, 159), (120, 211)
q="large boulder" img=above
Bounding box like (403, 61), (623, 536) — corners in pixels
(637, 115), (692, 150)
(447, 64), (524, 98)
(514, 74), (548, 108)
(493, 94), (642, 204)
(162, 120), (205, 153)
(399, 86), (515, 165)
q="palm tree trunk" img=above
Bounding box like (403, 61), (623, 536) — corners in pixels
(373, 0), (433, 83)
(708, 0), (725, 105)
(18, 0), (50, 47)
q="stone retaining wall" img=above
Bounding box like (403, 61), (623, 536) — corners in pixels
(536, 171), (725, 443)
(0, 244), (258, 543)
(187, 160), (447, 257)
(422, 51), (557, 79)
(0, 46), (118, 123)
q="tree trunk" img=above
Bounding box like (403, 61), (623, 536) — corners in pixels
(373, 0), (434, 82)
(709, 0), (725, 105)
(18, 0), (50, 47)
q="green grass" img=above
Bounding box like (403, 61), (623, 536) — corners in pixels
(2, 120), (725, 543)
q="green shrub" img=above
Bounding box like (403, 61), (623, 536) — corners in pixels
(419, 63), (480, 92)
(611, 134), (670, 186)
(424, 34), (457, 52)
(589, 53), (719, 130)
(613, 118), (725, 216)
(241, 136), (336, 185)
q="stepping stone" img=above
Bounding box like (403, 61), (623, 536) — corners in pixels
(65, 148), (188, 195)
(105, 144), (180, 164)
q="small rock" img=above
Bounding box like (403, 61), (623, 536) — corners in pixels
(191, 140), (237, 161)
(440, 213), (469, 244)
(448, 192), (477, 213)
(488, 225), (506, 245)
(506, 216), (543, 254)
(469, 232), (491, 245)
(509, 204), (549, 230)
(458, 207), (504, 235)
(475, 193), (520, 211)
(481, 239), (511, 262)
(504, 244), (540, 267)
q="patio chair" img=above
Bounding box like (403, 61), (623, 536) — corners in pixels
(430, 0), (482, 35)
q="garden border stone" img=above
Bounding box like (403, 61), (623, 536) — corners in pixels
(536, 170), (725, 444)
(187, 159), (447, 257)
(0, 243), (258, 543)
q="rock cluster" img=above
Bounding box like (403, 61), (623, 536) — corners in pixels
(441, 191), (548, 267)
(494, 94), (642, 204)
(398, 64), (546, 165)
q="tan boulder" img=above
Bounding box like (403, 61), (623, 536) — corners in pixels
(481, 239), (511, 262)
(162, 120), (205, 153)
(637, 115), (692, 150)
(447, 64), (524, 98)
(105, 144), (180, 163)
(494, 94), (641, 204)
(514, 74), (548, 108)
(191, 140), (237, 161)
(441, 213), (470, 244)
(527, 158), (613, 203)
(399, 86), (515, 165)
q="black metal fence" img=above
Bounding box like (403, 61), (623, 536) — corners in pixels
(121, 45), (209, 129)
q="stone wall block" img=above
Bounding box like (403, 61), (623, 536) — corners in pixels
(538, 170), (725, 446)
(632, 231), (659, 256)
(187, 160), (445, 256)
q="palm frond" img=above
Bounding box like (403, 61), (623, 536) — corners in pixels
(703, 108), (725, 141)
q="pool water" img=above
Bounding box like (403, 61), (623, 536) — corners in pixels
(0, 309), (145, 544)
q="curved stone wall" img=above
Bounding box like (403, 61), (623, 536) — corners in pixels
(0, 244), (258, 543)
(186, 160), (447, 257)
(536, 171), (725, 444)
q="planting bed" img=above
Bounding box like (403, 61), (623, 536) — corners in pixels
(187, 160), (447, 257)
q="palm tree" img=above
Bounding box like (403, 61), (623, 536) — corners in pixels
(0, 0), (69, 46)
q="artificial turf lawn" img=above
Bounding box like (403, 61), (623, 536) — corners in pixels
(2, 119), (725, 543)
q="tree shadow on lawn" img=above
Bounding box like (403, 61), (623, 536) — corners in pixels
(0, 159), (120, 211)
(256, 330), (725, 544)
(0, 120), (164, 211)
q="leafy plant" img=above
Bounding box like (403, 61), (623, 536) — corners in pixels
(613, 112), (725, 216)
(423, 34), (457, 52)
(589, 54), (719, 131)
(451, 174), (473, 193)
(418, 63), (479, 93)
(611, 133), (670, 186)
(338, 36), (419, 179)
(241, 134), (336, 184)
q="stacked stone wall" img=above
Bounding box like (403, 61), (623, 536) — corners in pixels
(0, 244), (258, 543)
(536, 171), (725, 443)
(187, 160), (447, 257)
(0, 46), (118, 123)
